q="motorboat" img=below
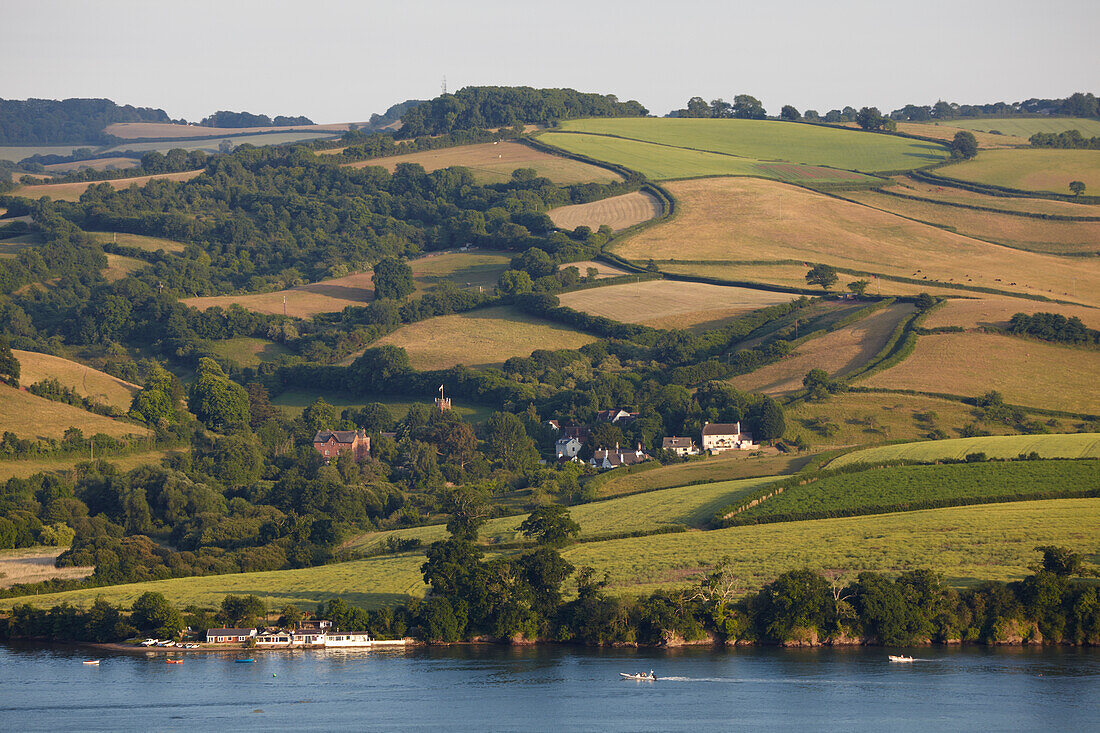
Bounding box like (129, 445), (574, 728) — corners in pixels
(619, 671), (657, 681)
(166, 659), (183, 664)
(82, 660), (100, 665)
(888, 655), (914, 663)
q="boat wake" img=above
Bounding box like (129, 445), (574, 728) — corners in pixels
(656, 676), (740, 683)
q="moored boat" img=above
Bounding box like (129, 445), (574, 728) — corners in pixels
(235, 658), (255, 663)
(82, 660), (100, 665)
(166, 659), (183, 664)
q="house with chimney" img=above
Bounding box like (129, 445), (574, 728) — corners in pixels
(312, 429), (371, 462)
(590, 444), (651, 470)
(700, 422), (757, 454)
(661, 436), (700, 457)
(555, 436), (584, 460)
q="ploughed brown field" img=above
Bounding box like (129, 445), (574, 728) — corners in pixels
(729, 303), (915, 394)
(548, 191), (662, 231)
(614, 177), (1100, 307)
(344, 142), (621, 184)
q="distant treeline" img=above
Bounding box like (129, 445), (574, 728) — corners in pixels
(0, 98), (171, 146)
(398, 87), (648, 137)
(1029, 130), (1100, 150)
(889, 92), (1098, 121)
(198, 111), (314, 128)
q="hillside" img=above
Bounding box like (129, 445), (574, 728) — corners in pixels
(0, 384), (149, 440)
(832, 433), (1100, 467)
(13, 350), (139, 411)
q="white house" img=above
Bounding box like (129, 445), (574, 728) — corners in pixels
(590, 444), (650, 470)
(661, 436), (699, 456)
(555, 436), (583, 460)
(700, 422), (757, 454)
(596, 409), (639, 425)
(206, 628), (257, 643)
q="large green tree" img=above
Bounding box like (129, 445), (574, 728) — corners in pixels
(372, 257), (414, 300)
(0, 336), (20, 387)
(951, 131), (978, 159)
(187, 358), (250, 429)
(805, 264), (838, 290)
(519, 504), (581, 547)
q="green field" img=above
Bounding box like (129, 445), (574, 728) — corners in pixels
(205, 337), (293, 368)
(344, 476), (782, 554)
(549, 118), (948, 176)
(7, 497), (1095, 610)
(0, 145), (84, 163)
(270, 390), (494, 425)
(939, 118), (1100, 138)
(832, 433), (1100, 468)
(938, 148), (1100, 194)
(726, 460), (1099, 525)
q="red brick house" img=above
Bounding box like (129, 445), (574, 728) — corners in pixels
(312, 429), (371, 462)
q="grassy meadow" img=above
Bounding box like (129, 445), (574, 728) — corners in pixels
(0, 384), (149, 440)
(270, 390), (494, 424)
(5, 497), (1096, 609)
(346, 141), (621, 184)
(0, 448), (185, 482)
(784, 391), (1030, 448)
(937, 117), (1100, 138)
(88, 231), (188, 253)
(728, 461), (1099, 524)
(859, 332), (1100, 414)
(938, 149), (1100, 194)
(185, 251), (512, 317)
(558, 280), (797, 330)
(102, 253), (146, 282)
(204, 337), (293, 368)
(104, 121), (352, 139)
(615, 177), (1100, 306)
(842, 189), (1100, 255)
(832, 433), (1100, 467)
(372, 306), (596, 370)
(592, 452), (815, 498)
(548, 191), (663, 231)
(555, 118), (949, 173)
(13, 349), (139, 411)
(43, 157), (141, 173)
(729, 304), (915, 394)
(99, 131), (339, 156)
(0, 547), (92, 589)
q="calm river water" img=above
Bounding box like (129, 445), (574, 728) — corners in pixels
(1, 642), (1097, 731)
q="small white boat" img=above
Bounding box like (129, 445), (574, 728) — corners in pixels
(82, 660), (100, 665)
(620, 671), (656, 681)
(888, 655), (914, 663)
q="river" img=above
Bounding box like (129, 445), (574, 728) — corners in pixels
(1, 643), (1097, 731)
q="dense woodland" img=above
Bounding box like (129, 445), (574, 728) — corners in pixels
(0, 98), (171, 145)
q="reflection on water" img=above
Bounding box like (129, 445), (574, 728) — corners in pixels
(1, 642), (1097, 731)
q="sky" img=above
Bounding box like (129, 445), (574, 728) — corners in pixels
(5, 0), (1098, 123)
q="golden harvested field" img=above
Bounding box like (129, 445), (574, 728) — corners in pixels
(43, 157), (141, 173)
(102, 253), (146, 282)
(859, 332), (1100, 413)
(12, 169), (204, 202)
(659, 262), (977, 299)
(730, 304), (915, 394)
(559, 280), (796, 330)
(0, 384), (149, 440)
(616, 177), (1100, 306)
(88, 231), (188, 253)
(893, 122), (1028, 148)
(887, 175), (1100, 217)
(104, 121), (354, 139)
(14, 349), (139, 411)
(923, 297), (1100, 330)
(561, 260), (632, 279)
(0, 547), (92, 589)
(548, 191), (662, 231)
(842, 189), (1100, 255)
(938, 149), (1100, 194)
(785, 391), (1027, 449)
(0, 448), (185, 482)
(345, 142), (622, 184)
(185, 251), (512, 317)
(373, 306), (596, 370)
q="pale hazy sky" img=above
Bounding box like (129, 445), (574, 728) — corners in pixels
(6, 1), (1098, 123)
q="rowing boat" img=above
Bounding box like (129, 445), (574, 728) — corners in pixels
(235, 658), (255, 664)
(888, 655), (914, 663)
